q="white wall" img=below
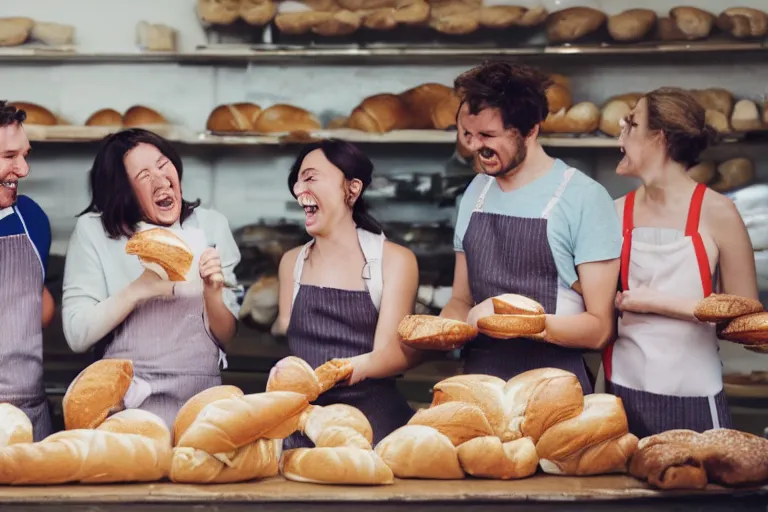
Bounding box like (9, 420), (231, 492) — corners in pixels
(4, 0), (768, 373)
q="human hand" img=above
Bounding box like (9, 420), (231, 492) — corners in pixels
(466, 298), (495, 328)
(615, 287), (661, 315)
(199, 247), (224, 290)
(130, 269), (174, 304)
(342, 354), (371, 386)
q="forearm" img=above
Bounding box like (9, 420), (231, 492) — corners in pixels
(62, 287), (140, 353)
(204, 288), (237, 346)
(544, 312), (614, 350)
(361, 344), (424, 380)
(645, 295), (700, 322)
(440, 297), (472, 322)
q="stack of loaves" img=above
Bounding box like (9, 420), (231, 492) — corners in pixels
(0, 359), (172, 484)
(694, 294), (768, 355)
(540, 75), (600, 135)
(728, 185), (768, 295)
(373, 368), (639, 479)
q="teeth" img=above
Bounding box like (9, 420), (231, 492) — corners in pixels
(1, 181), (17, 189)
(298, 194), (317, 207)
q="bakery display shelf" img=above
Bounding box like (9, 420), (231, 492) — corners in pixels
(1, 40), (768, 63)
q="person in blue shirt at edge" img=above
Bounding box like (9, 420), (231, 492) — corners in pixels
(0, 101), (56, 440)
(439, 61), (622, 393)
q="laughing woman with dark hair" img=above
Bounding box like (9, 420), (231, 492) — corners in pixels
(61, 129), (241, 428)
(276, 139), (421, 447)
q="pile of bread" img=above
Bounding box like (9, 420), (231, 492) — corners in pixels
(688, 158), (755, 194)
(541, 74), (600, 135)
(6, 102), (169, 130)
(0, 17), (74, 47)
(694, 293), (768, 354)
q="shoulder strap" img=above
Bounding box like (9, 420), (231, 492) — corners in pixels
(473, 175), (495, 212)
(619, 190), (636, 292)
(13, 205), (44, 276)
(685, 184), (713, 297)
(541, 166), (576, 219)
(358, 228), (385, 311)
(291, 241), (313, 309)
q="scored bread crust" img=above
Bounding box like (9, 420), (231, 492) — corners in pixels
(693, 293), (764, 322)
(477, 314), (546, 339)
(281, 447), (394, 485)
(125, 227), (193, 282)
(491, 294), (545, 315)
(63, 359), (134, 430)
(719, 312), (768, 344)
(407, 402), (494, 446)
(397, 314), (478, 350)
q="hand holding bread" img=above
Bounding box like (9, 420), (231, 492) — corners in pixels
(475, 294), (547, 339)
(397, 314), (477, 351)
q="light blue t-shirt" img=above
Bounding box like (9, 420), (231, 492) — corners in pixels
(453, 159), (621, 288)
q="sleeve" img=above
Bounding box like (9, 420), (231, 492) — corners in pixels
(572, 182), (622, 266)
(209, 211), (242, 319)
(452, 175), (482, 252)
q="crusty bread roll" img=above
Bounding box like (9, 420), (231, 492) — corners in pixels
(0, 18), (34, 47)
(693, 293), (764, 323)
(710, 158), (755, 193)
(477, 314), (546, 339)
(690, 88), (734, 117)
(541, 103), (600, 134)
(8, 102), (57, 126)
(85, 108), (122, 127)
(430, 375), (508, 439)
(177, 391), (309, 454)
(314, 359), (354, 393)
(97, 409), (172, 446)
(197, 0), (240, 24)
(375, 425), (464, 479)
(670, 7), (715, 40)
(125, 228), (193, 282)
(348, 93), (412, 133)
(0, 404), (33, 448)
(171, 438), (281, 483)
(407, 402), (493, 446)
(281, 446), (394, 485)
(491, 294), (545, 315)
(252, 104), (321, 134)
(720, 312), (768, 345)
(299, 404), (373, 449)
(266, 356), (322, 402)
(502, 368), (585, 444)
(173, 385), (245, 445)
(206, 103), (263, 132)
(731, 99), (763, 132)
(63, 359), (133, 430)
(398, 315), (478, 351)
(0, 429), (172, 485)
(457, 436), (539, 480)
(599, 93), (643, 138)
(546, 7), (607, 43)
(607, 9), (656, 42)
(700, 428), (768, 486)
(536, 394), (638, 476)
(122, 105), (167, 127)
(630, 430), (708, 490)
(716, 7), (768, 39)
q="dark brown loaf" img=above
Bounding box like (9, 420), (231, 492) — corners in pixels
(546, 7), (607, 43)
(700, 429), (768, 486)
(607, 9), (657, 42)
(720, 312), (768, 345)
(716, 7), (768, 39)
(693, 293), (764, 322)
(670, 7), (715, 40)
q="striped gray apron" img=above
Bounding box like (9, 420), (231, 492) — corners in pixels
(0, 215), (52, 441)
(462, 171), (593, 393)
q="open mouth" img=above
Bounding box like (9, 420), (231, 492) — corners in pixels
(477, 147), (500, 168)
(297, 193), (319, 224)
(1, 181), (18, 191)
(153, 191), (175, 210)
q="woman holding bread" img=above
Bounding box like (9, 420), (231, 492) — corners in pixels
(62, 129), (241, 429)
(604, 87), (759, 437)
(275, 139), (420, 446)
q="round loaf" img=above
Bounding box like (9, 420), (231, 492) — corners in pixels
(731, 99), (763, 132)
(607, 9), (657, 42)
(240, 0), (277, 25)
(693, 293), (764, 322)
(0, 403), (33, 447)
(691, 88), (734, 116)
(477, 314), (546, 339)
(85, 108), (122, 127)
(716, 8), (768, 39)
(720, 312), (768, 345)
(710, 158), (755, 193)
(0, 18), (34, 47)
(122, 105), (166, 127)
(206, 103), (263, 132)
(670, 6), (715, 40)
(541, 102), (600, 134)
(173, 385), (245, 444)
(599, 94), (643, 138)
(398, 314), (478, 351)
(407, 402), (494, 446)
(9, 102), (57, 126)
(62, 359), (134, 430)
(374, 425), (464, 479)
(196, 0), (240, 24)
(252, 104), (321, 134)
(705, 109), (730, 133)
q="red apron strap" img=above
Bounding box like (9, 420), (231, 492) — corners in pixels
(604, 190), (637, 383)
(685, 183), (713, 297)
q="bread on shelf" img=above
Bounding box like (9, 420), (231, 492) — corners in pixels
(30, 21), (75, 46)
(397, 315), (477, 351)
(599, 93), (643, 138)
(241, 0), (278, 25)
(85, 108), (123, 127)
(8, 102), (58, 126)
(62, 359), (134, 430)
(694, 293), (764, 323)
(122, 105), (168, 127)
(662, 7), (716, 41)
(716, 7), (768, 39)
(0, 404), (33, 448)
(731, 99), (764, 132)
(374, 424), (464, 479)
(457, 436), (539, 480)
(540, 102), (600, 134)
(0, 18), (34, 47)
(407, 402), (493, 446)
(136, 21), (178, 52)
(197, 0), (241, 24)
(607, 9), (657, 42)
(545, 7), (607, 44)
(710, 158), (755, 193)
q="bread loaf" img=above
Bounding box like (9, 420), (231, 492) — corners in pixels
(299, 404), (374, 448)
(502, 368), (585, 443)
(398, 315), (478, 351)
(688, 161), (716, 185)
(0, 18), (33, 46)
(85, 108), (123, 127)
(173, 385), (245, 444)
(314, 359), (354, 392)
(629, 430), (708, 490)
(607, 9), (656, 42)
(690, 88), (734, 117)
(0, 429), (172, 485)
(546, 82), (572, 115)
(375, 425), (464, 479)
(599, 93), (643, 138)
(281, 446), (394, 484)
(63, 359), (133, 430)
(491, 294), (545, 315)
(705, 109), (730, 133)
(125, 228), (193, 282)
(122, 105), (167, 127)
(177, 391), (309, 454)
(716, 7), (768, 39)
(197, 0), (240, 24)
(428, 0), (479, 35)
(430, 375), (508, 439)
(541, 103), (600, 134)
(712, 158), (756, 193)
(456, 436), (539, 480)
(171, 438), (281, 483)
(700, 428), (768, 486)
(252, 104), (321, 134)
(731, 100), (763, 132)
(266, 356), (322, 402)
(693, 293), (764, 323)
(97, 409), (172, 446)
(206, 103), (263, 132)
(240, 0), (278, 25)
(8, 102), (57, 126)
(0, 404), (33, 448)
(136, 21), (177, 52)
(407, 402), (493, 446)
(670, 7), (715, 40)
(720, 312), (768, 345)
(536, 394), (638, 476)
(477, 314), (546, 339)
(546, 7), (606, 43)
(30, 21), (75, 45)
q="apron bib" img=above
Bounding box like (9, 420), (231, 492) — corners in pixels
(462, 170), (593, 393)
(602, 184), (731, 438)
(0, 208), (52, 441)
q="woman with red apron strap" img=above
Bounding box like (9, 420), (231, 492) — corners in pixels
(601, 88), (759, 438)
(0, 105), (53, 441)
(441, 62), (622, 388)
(62, 129), (241, 429)
(275, 140), (421, 448)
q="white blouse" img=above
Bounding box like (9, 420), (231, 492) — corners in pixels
(61, 207), (241, 354)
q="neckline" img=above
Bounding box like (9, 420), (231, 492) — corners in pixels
(490, 158), (564, 195)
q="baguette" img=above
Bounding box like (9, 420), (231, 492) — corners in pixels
(281, 446), (394, 485)
(0, 404), (33, 448)
(456, 436), (539, 480)
(177, 391), (309, 454)
(398, 315), (478, 350)
(407, 402), (493, 446)
(299, 404), (373, 448)
(170, 438), (281, 483)
(266, 356), (322, 402)
(477, 314), (546, 339)
(173, 385), (245, 444)
(374, 425), (464, 479)
(63, 359), (134, 430)
(96, 409), (172, 446)
(693, 293), (764, 323)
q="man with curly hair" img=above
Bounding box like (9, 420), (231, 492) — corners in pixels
(440, 62), (621, 392)
(0, 100), (55, 440)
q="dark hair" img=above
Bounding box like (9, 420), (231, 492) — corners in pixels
(0, 101), (26, 127)
(288, 139), (382, 235)
(78, 128), (200, 239)
(644, 87), (719, 168)
(454, 61), (551, 137)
